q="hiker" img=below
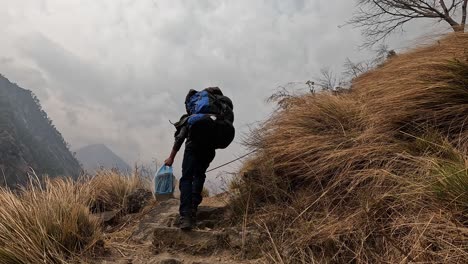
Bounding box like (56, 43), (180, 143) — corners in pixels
(164, 87), (235, 230)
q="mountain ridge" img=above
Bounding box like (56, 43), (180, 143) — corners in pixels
(0, 74), (81, 186)
(75, 143), (131, 173)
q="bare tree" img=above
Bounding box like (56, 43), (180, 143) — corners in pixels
(316, 68), (343, 91)
(350, 0), (468, 46)
(343, 58), (373, 79)
(343, 44), (397, 79)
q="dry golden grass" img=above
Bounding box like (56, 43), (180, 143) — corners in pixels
(87, 169), (150, 212)
(0, 170), (150, 263)
(0, 176), (100, 263)
(232, 33), (468, 263)
(201, 187), (211, 198)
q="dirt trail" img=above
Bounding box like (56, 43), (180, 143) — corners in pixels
(89, 196), (261, 264)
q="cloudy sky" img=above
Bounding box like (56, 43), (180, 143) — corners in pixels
(0, 0), (450, 189)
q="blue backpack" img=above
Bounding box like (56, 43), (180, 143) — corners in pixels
(185, 88), (235, 149)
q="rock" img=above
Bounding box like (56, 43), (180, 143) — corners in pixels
(196, 206), (225, 222)
(125, 188), (154, 214)
(155, 193), (175, 201)
(158, 258), (182, 264)
(172, 206), (226, 229)
(93, 189), (153, 228)
(116, 259), (133, 264)
(196, 219), (217, 229)
(131, 199), (179, 242)
(153, 227), (228, 255)
(95, 210), (121, 226)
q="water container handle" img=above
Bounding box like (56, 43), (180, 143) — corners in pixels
(157, 165), (173, 175)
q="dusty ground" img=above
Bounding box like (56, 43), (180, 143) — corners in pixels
(83, 194), (262, 264)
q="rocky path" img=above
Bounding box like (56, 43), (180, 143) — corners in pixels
(89, 197), (262, 264)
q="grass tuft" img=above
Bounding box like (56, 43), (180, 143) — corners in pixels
(0, 170), (151, 263)
(87, 169), (149, 212)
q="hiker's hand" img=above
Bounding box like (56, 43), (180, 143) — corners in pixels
(164, 157), (174, 166)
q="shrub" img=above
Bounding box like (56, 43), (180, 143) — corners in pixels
(87, 169), (150, 212)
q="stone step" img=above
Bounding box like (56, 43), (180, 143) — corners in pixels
(196, 206), (226, 221)
(171, 206), (227, 229)
(152, 227), (228, 255)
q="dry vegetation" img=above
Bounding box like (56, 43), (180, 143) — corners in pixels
(231, 33), (468, 263)
(0, 170), (149, 264)
(88, 169), (150, 212)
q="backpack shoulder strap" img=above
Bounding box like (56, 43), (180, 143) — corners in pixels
(173, 114), (189, 129)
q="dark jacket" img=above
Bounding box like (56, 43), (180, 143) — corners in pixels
(172, 114), (190, 151)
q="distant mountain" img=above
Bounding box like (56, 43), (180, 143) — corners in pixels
(0, 74), (81, 186)
(75, 144), (131, 173)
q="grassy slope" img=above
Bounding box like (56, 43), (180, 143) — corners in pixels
(0, 171), (149, 264)
(231, 33), (468, 263)
(0, 33), (467, 264)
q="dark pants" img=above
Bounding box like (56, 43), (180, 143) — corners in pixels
(179, 144), (215, 217)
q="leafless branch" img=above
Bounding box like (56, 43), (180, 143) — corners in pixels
(316, 68), (340, 91)
(462, 0), (468, 27)
(350, 0), (467, 47)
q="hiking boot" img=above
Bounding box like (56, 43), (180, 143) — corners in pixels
(179, 216), (193, 231)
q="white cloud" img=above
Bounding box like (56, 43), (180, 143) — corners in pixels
(0, 0), (448, 189)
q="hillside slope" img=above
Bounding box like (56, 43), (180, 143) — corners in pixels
(0, 74), (81, 186)
(0, 34), (467, 264)
(76, 144), (131, 173)
(232, 33), (468, 263)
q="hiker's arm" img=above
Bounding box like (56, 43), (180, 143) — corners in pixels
(164, 125), (188, 166)
(164, 149), (178, 166)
